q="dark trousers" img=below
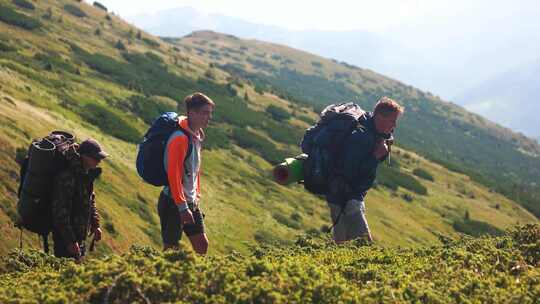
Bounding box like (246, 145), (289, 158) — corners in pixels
(52, 230), (84, 259)
(157, 191), (205, 246)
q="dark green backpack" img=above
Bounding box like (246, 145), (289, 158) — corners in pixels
(17, 131), (76, 252)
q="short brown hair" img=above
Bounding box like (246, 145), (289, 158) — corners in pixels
(374, 96), (404, 117)
(183, 92), (215, 112)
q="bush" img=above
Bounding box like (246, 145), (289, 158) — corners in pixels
(311, 61), (323, 68)
(42, 7), (53, 20)
(0, 41), (16, 52)
(297, 114), (316, 125)
(266, 105), (291, 121)
(142, 37), (160, 47)
(77, 103), (142, 143)
(34, 53), (78, 74)
(273, 213), (301, 230)
(118, 95), (173, 124)
(92, 1), (108, 12)
(12, 0), (35, 10)
(204, 126), (232, 150)
(0, 5), (41, 30)
(452, 218), (504, 237)
(412, 168), (435, 181)
(232, 128), (287, 164)
(1, 226), (538, 303)
(103, 221), (118, 236)
(114, 40), (126, 50)
(378, 166), (428, 195)
(63, 4), (87, 18)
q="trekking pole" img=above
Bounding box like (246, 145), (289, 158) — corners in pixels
(19, 226), (23, 251)
(89, 236), (96, 252)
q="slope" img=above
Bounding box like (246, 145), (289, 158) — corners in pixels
(173, 31), (540, 217)
(0, 0), (537, 259)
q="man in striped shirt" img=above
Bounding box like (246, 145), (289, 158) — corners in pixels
(158, 92), (214, 254)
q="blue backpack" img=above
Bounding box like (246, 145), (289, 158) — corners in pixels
(300, 103), (365, 195)
(136, 112), (191, 186)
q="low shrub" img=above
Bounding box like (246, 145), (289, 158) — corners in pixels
(204, 126), (232, 150)
(142, 37), (160, 47)
(0, 226), (538, 303)
(266, 105), (291, 121)
(12, 0), (35, 10)
(77, 103), (142, 143)
(273, 213), (301, 230)
(0, 5), (41, 30)
(114, 40), (126, 50)
(92, 1), (108, 12)
(452, 218), (504, 237)
(0, 41), (17, 52)
(412, 167), (435, 181)
(378, 166), (428, 195)
(232, 128), (287, 164)
(63, 4), (87, 18)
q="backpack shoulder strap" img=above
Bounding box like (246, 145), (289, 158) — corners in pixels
(178, 127), (193, 159)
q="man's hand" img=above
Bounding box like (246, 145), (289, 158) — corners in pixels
(92, 227), (102, 241)
(180, 209), (195, 225)
(67, 242), (81, 258)
(373, 139), (390, 160)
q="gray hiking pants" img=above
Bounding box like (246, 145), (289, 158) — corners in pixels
(328, 199), (370, 242)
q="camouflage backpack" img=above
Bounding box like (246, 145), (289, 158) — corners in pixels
(17, 131), (77, 252)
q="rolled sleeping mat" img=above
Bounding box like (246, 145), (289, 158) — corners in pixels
(273, 154), (306, 185)
(20, 139), (56, 199)
(17, 138), (59, 233)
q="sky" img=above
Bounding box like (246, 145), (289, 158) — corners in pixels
(91, 0), (539, 33)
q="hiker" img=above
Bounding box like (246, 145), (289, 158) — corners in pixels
(327, 97), (404, 243)
(51, 138), (106, 260)
(157, 92), (214, 254)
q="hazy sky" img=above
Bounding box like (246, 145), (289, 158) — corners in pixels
(91, 0), (540, 33)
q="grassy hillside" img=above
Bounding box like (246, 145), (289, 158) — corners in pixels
(174, 31), (540, 218)
(0, 0), (537, 260)
(1, 225), (538, 303)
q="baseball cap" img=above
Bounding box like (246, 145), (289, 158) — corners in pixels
(78, 138), (109, 160)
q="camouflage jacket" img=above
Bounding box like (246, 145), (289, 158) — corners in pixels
(51, 153), (101, 244)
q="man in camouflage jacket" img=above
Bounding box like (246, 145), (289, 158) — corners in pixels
(51, 139), (108, 260)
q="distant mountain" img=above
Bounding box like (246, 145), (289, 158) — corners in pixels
(457, 60), (540, 140)
(128, 6), (540, 105)
(126, 7), (433, 93)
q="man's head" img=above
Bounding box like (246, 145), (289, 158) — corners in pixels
(373, 97), (404, 134)
(182, 92), (215, 130)
(78, 138), (108, 169)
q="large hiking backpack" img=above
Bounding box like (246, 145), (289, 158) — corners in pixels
(136, 112), (191, 186)
(17, 131), (76, 251)
(300, 103), (365, 195)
